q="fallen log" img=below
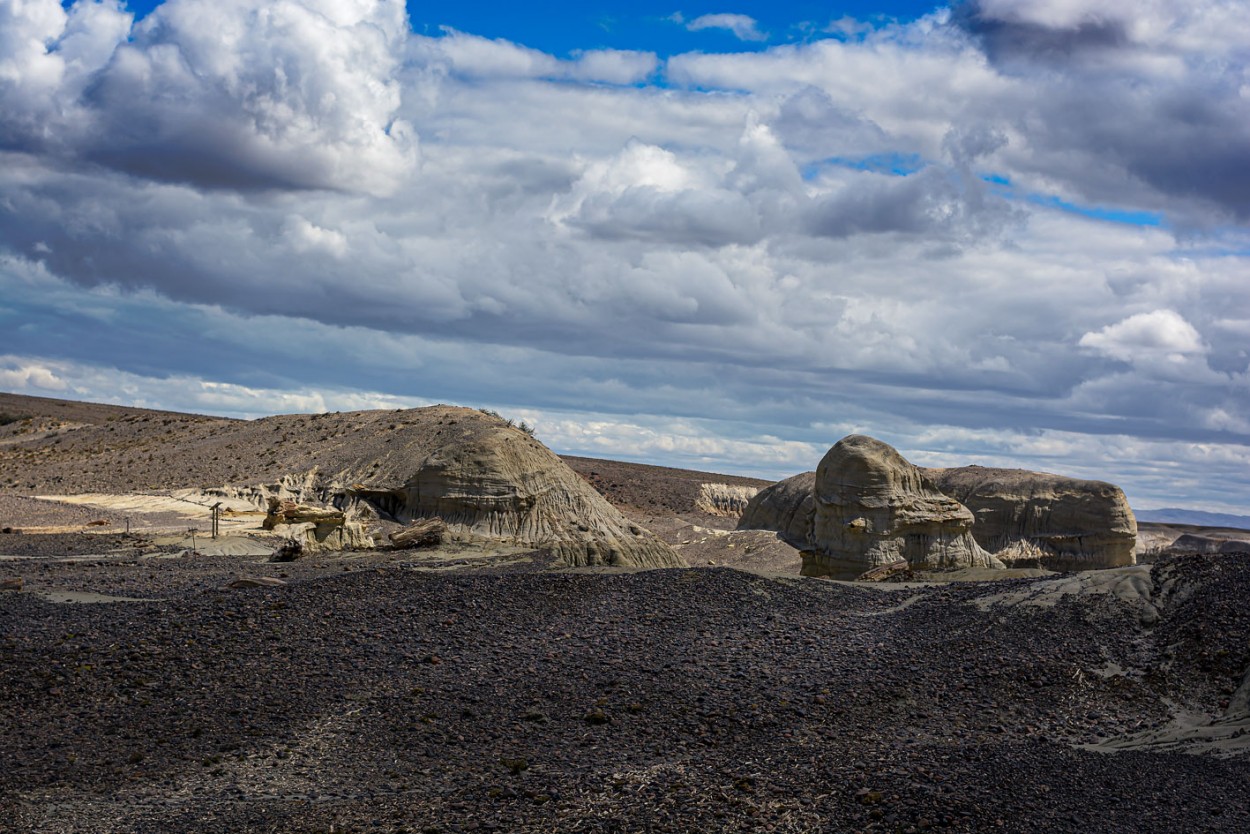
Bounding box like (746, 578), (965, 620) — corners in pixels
(389, 518), (448, 549)
(263, 497), (346, 530)
(857, 560), (913, 582)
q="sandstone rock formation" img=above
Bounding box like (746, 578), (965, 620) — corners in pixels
(736, 471), (815, 547)
(336, 408), (682, 569)
(924, 466), (1137, 570)
(694, 483), (760, 518)
(263, 497), (372, 553)
(806, 436), (1001, 578)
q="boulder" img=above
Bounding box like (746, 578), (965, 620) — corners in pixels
(736, 471), (815, 548)
(924, 466), (1137, 570)
(268, 520), (371, 553)
(224, 577), (287, 589)
(806, 436), (1002, 578)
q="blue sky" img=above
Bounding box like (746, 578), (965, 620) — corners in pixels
(4, 0), (1250, 514)
(118, 1), (943, 55)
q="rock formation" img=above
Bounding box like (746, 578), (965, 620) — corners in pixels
(694, 483), (760, 518)
(740, 440), (1137, 575)
(736, 471), (815, 547)
(262, 497), (372, 552)
(925, 466), (1137, 570)
(806, 436), (1001, 578)
(337, 408), (682, 569)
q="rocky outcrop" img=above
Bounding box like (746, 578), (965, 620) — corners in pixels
(925, 466), (1137, 570)
(695, 483), (760, 518)
(195, 406), (680, 569)
(806, 436), (1001, 578)
(736, 471), (815, 547)
(341, 408), (683, 569)
(262, 497), (373, 553)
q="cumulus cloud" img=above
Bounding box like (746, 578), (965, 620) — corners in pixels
(1079, 309), (1207, 364)
(0, 358), (68, 392)
(1, 1), (1249, 513)
(1, 0), (417, 193)
(684, 13), (768, 42)
(953, 0), (1250, 222)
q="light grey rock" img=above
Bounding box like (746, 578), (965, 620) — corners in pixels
(352, 410), (683, 569)
(924, 466), (1137, 570)
(736, 471), (814, 548)
(806, 436), (1001, 578)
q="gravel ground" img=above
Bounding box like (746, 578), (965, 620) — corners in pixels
(3, 552), (1249, 834)
(0, 496), (130, 531)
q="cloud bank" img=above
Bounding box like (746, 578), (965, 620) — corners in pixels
(1, 0), (1247, 513)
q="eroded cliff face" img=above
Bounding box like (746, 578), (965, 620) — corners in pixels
(806, 436), (1001, 578)
(736, 471), (815, 548)
(924, 466), (1137, 570)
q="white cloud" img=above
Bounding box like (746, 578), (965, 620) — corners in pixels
(283, 216), (348, 258)
(1, 0), (417, 194)
(1, 1), (1249, 512)
(1078, 309), (1207, 363)
(686, 13), (768, 42)
(0, 358), (68, 391)
(413, 29), (657, 84)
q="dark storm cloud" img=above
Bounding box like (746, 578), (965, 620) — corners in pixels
(951, 0), (1250, 221)
(952, 1), (1129, 64)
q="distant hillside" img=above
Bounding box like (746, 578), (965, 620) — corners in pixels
(0, 393), (767, 518)
(1136, 508), (1250, 531)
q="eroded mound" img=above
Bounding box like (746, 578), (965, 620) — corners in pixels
(736, 470), (814, 547)
(0, 396), (680, 569)
(925, 465), (1137, 570)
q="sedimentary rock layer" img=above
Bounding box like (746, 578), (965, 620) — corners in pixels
(925, 466), (1137, 570)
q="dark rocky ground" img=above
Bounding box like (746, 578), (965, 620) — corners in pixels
(3, 546), (1250, 834)
(5, 392), (1250, 833)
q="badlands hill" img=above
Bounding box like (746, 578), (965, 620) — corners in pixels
(4, 393), (1250, 832)
(0, 393), (681, 568)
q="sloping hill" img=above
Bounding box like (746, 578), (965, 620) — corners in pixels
(0, 393), (681, 568)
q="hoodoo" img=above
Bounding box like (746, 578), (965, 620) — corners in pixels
(805, 435), (1001, 578)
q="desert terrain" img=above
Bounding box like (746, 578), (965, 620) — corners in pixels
(2, 392), (1250, 833)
